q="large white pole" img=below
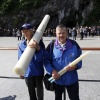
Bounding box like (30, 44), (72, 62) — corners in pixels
(13, 15), (50, 76)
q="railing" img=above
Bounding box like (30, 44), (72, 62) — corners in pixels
(0, 47), (100, 50)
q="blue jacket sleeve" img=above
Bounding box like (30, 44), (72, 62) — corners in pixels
(74, 41), (82, 70)
(18, 43), (23, 60)
(34, 40), (45, 62)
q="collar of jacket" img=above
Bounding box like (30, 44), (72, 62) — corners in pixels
(54, 38), (72, 51)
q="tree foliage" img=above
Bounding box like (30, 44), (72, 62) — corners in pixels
(0, 0), (43, 15)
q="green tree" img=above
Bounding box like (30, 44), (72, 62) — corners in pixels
(0, 0), (43, 15)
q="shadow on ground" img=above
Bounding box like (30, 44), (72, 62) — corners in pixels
(0, 95), (16, 100)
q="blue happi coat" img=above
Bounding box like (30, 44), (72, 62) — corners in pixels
(44, 39), (82, 85)
(18, 39), (45, 77)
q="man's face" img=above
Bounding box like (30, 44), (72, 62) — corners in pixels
(21, 29), (32, 38)
(56, 27), (67, 43)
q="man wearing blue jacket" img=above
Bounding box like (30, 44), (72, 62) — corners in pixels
(18, 23), (45, 100)
(44, 24), (82, 100)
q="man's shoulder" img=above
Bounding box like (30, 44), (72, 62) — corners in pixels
(68, 39), (77, 44)
(68, 39), (80, 49)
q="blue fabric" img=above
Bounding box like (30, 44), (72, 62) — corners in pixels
(18, 39), (45, 77)
(44, 39), (82, 85)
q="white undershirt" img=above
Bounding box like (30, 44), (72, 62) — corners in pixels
(58, 41), (66, 48)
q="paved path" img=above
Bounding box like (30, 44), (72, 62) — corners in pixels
(0, 36), (100, 100)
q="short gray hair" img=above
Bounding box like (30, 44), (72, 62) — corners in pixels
(56, 24), (68, 32)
